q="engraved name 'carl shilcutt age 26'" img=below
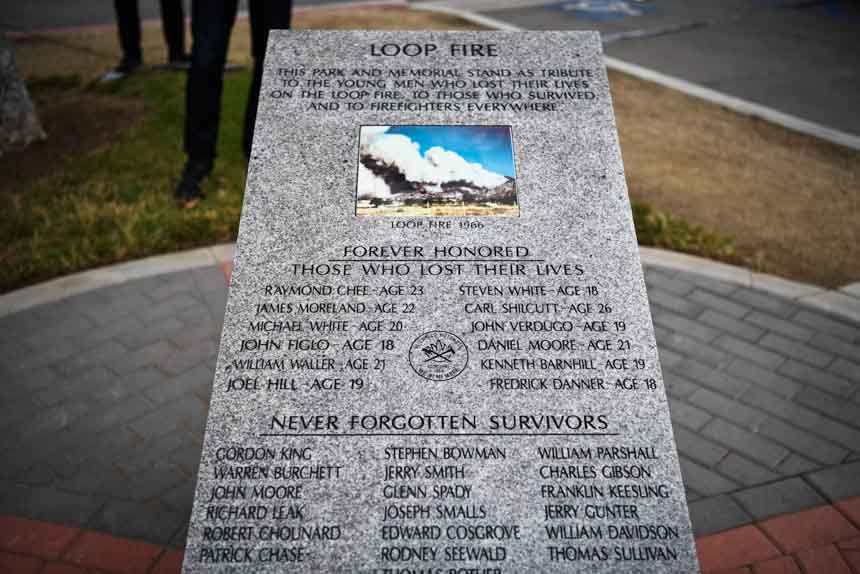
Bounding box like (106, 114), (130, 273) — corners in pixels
(181, 30), (702, 573)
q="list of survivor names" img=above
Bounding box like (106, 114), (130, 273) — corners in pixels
(196, 241), (683, 571)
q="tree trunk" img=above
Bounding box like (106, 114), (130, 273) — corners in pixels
(0, 35), (46, 156)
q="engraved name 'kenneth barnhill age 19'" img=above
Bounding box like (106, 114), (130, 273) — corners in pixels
(181, 30), (701, 573)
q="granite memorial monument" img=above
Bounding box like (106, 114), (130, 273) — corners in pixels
(182, 30), (701, 573)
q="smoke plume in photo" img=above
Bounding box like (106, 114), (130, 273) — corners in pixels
(357, 126), (515, 202)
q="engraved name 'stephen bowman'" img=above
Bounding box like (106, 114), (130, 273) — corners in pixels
(181, 31), (702, 573)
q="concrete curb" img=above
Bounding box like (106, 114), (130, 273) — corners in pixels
(602, 57), (860, 152)
(2, 243), (858, 323)
(414, 4), (860, 152)
(638, 248), (860, 323)
(0, 245), (234, 319)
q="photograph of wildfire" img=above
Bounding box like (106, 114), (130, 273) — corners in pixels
(356, 125), (519, 217)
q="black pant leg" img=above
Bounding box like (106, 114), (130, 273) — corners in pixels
(159, 0), (186, 61)
(244, 0), (293, 159)
(184, 0), (239, 164)
(113, 0), (142, 63)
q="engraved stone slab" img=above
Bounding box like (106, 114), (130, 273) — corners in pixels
(182, 30), (701, 573)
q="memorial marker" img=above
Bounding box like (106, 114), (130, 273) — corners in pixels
(182, 30), (701, 573)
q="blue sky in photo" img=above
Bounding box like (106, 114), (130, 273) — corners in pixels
(387, 126), (516, 178)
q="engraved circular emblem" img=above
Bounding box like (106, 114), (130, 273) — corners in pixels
(408, 331), (469, 381)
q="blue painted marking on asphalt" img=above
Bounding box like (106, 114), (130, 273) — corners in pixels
(542, 0), (658, 21)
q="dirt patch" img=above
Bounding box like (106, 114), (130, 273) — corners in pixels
(0, 86), (146, 195)
(611, 71), (859, 287)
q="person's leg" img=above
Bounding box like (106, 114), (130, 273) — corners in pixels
(184, 0), (238, 167)
(243, 0), (293, 159)
(113, 0), (142, 64)
(159, 0), (186, 62)
(178, 0), (239, 205)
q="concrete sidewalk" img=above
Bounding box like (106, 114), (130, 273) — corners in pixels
(0, 252), (858, 549)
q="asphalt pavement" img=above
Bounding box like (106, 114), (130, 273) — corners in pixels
(5, 0), (859, 138)
(422, 0), (860, 137)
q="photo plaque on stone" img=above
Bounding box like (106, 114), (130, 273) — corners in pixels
(182, 30), (701, 573)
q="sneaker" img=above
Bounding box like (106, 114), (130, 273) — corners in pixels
(100, 58), (142, 82)
(174, 160), (212, 209)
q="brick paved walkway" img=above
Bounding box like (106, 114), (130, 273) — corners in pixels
(0, 261), (858, 549)
(697, 497), (860, 573)
(3, 499), (860, 573)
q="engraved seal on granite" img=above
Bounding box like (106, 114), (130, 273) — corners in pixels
(408, 330), (469, 381)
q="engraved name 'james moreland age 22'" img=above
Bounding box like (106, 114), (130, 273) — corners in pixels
(180, 30), (701, 573)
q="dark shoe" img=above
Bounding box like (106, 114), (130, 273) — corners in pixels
(174, 160), (212, 209)
(101, 58), (142, 82)
(167, 54), (192, 70)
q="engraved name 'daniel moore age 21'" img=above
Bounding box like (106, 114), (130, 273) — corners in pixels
(181, 30), (701, 573)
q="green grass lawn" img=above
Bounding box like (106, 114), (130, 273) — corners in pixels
(0, 70), (733, 293)
(1, 71), (250, 292)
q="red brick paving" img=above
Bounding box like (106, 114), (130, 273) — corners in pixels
(698, 497), (860, 573)
(1, 497), (859, 573)
(39, 564), (88, 574)
(0, 517), (172, 574)
(838, 538), (860, 573)
(752, 556), (803, 574)
(837, 498), (860, 529)
(0, 516), (79, 560)
(697, 525), (782, 571)
(63, 531), (162, 574)
(151, 550), (184, 574)
(0, 551), (43, 574)
(796, 544), (854, 574)
(759, 505), (859, 553)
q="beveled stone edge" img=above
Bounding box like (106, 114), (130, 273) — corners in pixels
(0, 244), (235, 318)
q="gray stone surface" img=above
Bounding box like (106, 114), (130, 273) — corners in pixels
(182, 30), (699, 573)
